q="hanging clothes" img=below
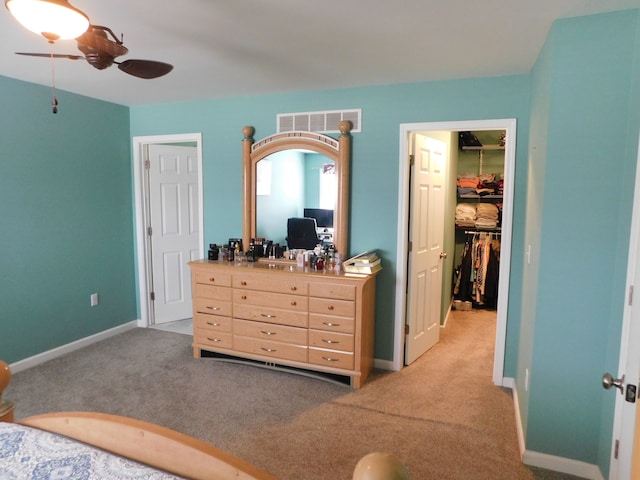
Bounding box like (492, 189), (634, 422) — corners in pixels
(454, 232), (500, 308)
(454, 238), (474, 301)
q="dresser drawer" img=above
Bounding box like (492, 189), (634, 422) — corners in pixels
(194, 298), (232, 317)
(309, 282), (356, 300)
(194, 312), (232, 333)
(194, 328), (233, 349)
(309, 314), (355, 334)
(195, 283), (232, 301)
(233, 273), (307, 295)
(194, 270), (232, 287)
(234, 290), (308, 312)
(309, 297), (355, 317)
(309, 330), (354, 353)
(233, 336), (308, 363)
(308, 348), (354, 370)
(234, 319), (307, 345)
(233, 304), (308, 328)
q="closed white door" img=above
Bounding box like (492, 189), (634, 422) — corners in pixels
(147, 144), (199, 324)
(405, 134), (446, 365)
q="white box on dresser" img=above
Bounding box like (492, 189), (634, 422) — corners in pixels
(188, 259), (378, 388)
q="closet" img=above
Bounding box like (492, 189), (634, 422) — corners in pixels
(452, 130), (505, 310)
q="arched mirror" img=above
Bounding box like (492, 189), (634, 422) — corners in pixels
(242, 121), (352, 257)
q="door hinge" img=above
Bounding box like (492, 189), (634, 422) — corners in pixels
(408, 240), (412, 252)
(147, 226), (153, 236)
(150, 291), (155, 301)
(409, 154), (415, 166)
(145, 159), (151, 170)
(615, 439), (619, 459)
(629, 285), (634, 306)
(405, 324), (410, 335)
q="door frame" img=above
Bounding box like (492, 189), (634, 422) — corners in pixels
(394, 119), (517, 385)
(133, 133), (204, 327)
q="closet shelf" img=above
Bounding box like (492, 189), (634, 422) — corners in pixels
(456, 226), (501, 232)
(461, 144), (505, 151)
(457, 194), (503, 199)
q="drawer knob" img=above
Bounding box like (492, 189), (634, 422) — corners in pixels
(260, 330), (276, 336)
(207, 322), (221, 327)
(207, 337), (222, 343)
(206, 306), (220, 311)
(241, 281), (247, 286)
(322, 339), (338, 344)
(241, 295), (247, 300)
(323, 321), (340, 327)
(261, 347), (277, 353)
(260, 313), (276, 319)
(322, 356), (339, 362)
(328, 305), (334, 311)
(291, 301), (297, 306)
(209, 277), (215, 282)
(290, 286), (297, 291)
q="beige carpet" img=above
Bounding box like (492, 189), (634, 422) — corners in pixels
(5, 308), (584, 479)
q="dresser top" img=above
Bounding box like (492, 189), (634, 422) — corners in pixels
(189, 259), (378, 279)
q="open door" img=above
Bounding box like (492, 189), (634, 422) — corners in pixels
(608, 135), (640, 479)
(405, 134), (447, 364)
(147, 144), (200, 324)
(133, 133), (204, 328)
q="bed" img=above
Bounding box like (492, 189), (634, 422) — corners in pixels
(0, 361), (410, 479)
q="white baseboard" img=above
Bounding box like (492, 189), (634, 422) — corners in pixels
(523, 451), (605, 480)
(510, 381), (604, 480)
(9, 321), (139, 374)
(509, 378), (526, 459)
(374, 358), (396, 371)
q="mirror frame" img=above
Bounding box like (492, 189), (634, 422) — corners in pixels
(242, 121), (352, 256)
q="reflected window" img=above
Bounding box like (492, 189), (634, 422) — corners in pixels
(319, 163), (336, 209)
(256, 160), (272, 196)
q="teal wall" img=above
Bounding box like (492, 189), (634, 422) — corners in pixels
(522, 10), (640, 474)
(2, 7), (639, 476)
(0, 76), (136, 364)
(129, 75), (531, 366)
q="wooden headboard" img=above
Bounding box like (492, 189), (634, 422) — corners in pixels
(0, 360), (14, 422)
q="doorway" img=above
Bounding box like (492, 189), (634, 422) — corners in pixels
(394, 119), (517, 386)
(133, 133), (204, 327)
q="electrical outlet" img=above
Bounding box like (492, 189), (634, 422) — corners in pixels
(525, 368), (530, 392)
(90, 293), (99, 307)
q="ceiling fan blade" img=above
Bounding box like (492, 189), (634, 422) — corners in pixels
(16, 52), (85, 60)
(117, 59), (173, 79)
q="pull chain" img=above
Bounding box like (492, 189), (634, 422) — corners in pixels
(49, 42), (58, 114)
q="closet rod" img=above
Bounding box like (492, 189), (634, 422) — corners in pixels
(464, 230), (501, 236)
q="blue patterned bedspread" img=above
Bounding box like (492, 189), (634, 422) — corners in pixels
(0, 422), (185, 479)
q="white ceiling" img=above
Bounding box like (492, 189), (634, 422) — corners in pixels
(0, 0), (637, 106)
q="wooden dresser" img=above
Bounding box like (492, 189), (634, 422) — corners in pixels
(188, 259), (377, 388)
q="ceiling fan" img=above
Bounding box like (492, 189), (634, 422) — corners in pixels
(16, 24), (174, 80)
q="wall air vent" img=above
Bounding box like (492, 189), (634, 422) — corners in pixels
(277, 109), (361, 134)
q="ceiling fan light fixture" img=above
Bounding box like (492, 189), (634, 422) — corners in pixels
(5, 0), (90, 41)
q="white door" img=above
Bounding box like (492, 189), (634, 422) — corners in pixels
(610, 136), (640, 478)
(147, 144), (200, 324)
(405, 134), (446, 365)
